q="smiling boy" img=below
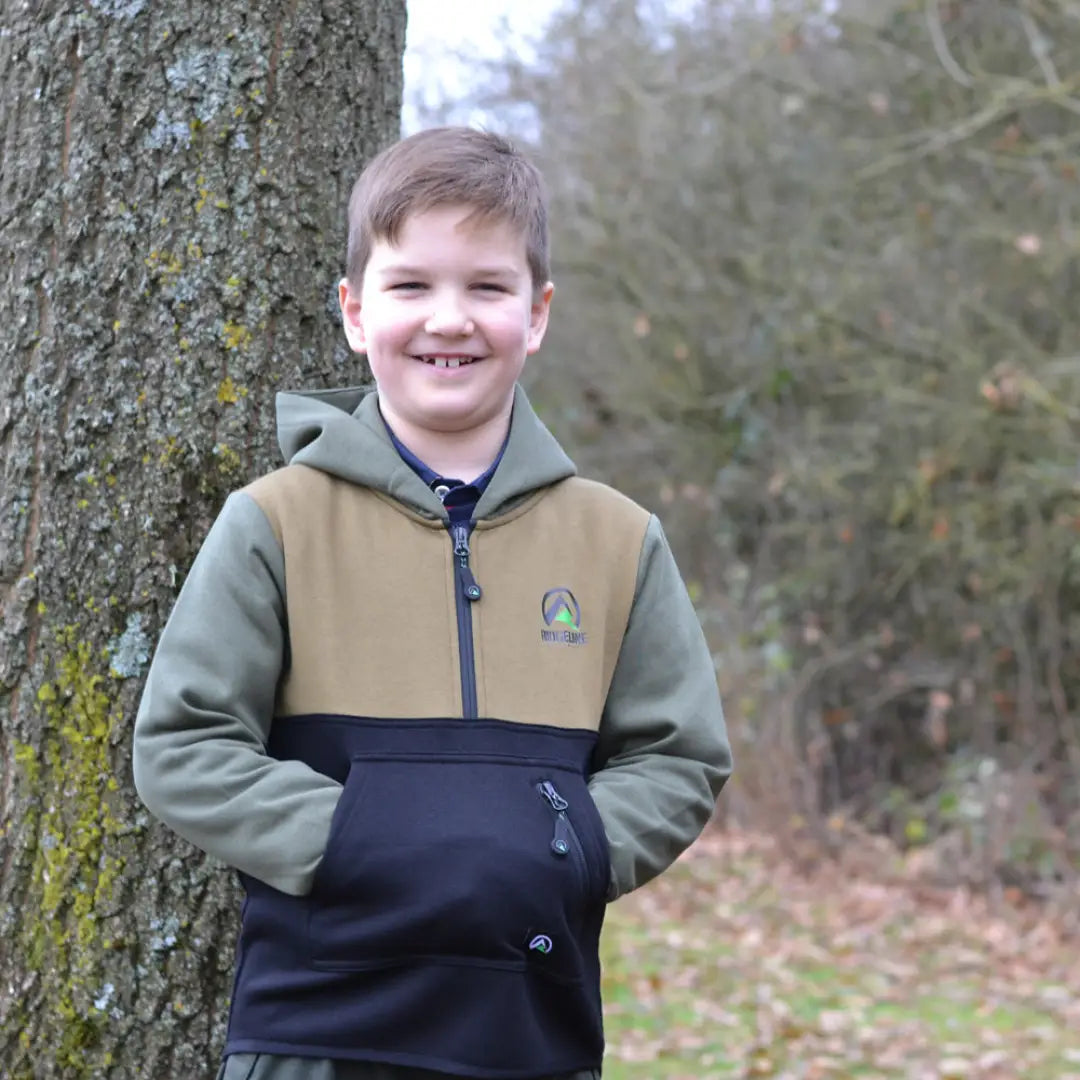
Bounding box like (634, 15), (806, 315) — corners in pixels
(133, 127), (731, 1080)
(342, 201), (551, 480)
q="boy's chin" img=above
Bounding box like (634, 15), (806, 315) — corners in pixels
(406, 399), (513, 435)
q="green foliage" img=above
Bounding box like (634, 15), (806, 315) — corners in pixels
(476, 0), (1080, 879)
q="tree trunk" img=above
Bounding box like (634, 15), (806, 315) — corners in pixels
(0, 2), (403, 1075)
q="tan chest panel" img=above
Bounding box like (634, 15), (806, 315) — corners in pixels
(248, 467), (649, 730)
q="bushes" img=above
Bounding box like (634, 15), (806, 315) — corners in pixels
(471, 0), (1080, 883)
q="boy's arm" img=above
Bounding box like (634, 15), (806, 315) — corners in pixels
(132, 491), (341, 897)
(589, 515), (732, 900)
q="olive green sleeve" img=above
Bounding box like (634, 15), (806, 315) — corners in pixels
(132, 492), (341, 896)
(588, 515), (732, 899)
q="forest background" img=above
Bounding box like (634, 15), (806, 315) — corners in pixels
(407, 6), (1080, 1072)
(421, 0), (1080, 894)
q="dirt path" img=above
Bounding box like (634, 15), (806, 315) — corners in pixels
(600, 830), (1080, 1079)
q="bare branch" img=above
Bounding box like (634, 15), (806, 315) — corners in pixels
(854, 86), (1024, 181)
(1019, 8), (1061, 88)
(925, 0), (974, 88)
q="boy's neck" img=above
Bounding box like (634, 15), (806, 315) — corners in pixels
(382, 407), (511, 483)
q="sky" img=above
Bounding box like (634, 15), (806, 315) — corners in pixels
(401, 0), (562, 132)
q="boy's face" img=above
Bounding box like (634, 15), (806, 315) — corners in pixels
(339, 204), (553, 444)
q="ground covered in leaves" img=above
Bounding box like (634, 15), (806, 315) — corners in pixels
(600, 831), (1080, 1079)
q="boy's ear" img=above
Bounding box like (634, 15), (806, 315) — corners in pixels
(338, 277), (366, 353)
(526, 282), (555, 356)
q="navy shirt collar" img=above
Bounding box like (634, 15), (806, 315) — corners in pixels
(382, 415), (506, 521)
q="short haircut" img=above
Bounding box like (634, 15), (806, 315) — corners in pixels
(345, 127), (550, 291)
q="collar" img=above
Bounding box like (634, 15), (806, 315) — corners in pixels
(381, 416), (506, 498)
(276, 382), (577, 521)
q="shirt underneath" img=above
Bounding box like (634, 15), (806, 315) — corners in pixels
(383, 420), (505, 524)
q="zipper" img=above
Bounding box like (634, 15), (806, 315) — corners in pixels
(450, 522), (481, 719)
(538, 780), (579, 861)
(538, 780), (592, 929)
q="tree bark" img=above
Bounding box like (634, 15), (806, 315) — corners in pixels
(0, 2), (403, 1075)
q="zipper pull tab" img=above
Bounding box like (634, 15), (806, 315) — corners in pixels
(452, 524), (482, 601)
(461, 567), (481, 602)
(537, 782), (571, 857)
(551, 813), (570, 857)
(539, 780), (569, 811)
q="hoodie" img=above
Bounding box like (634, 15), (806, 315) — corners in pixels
(133, 384), (730, 1078)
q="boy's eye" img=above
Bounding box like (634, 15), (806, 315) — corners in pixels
(390, 281), (426, 291)
(474, 282), (508, 293)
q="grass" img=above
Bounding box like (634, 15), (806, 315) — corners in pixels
(598, 830), (1080, 1079)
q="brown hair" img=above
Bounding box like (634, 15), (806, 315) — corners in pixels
(345, 127), (550, 291)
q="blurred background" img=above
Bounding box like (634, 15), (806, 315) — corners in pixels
(407, 0), (1080, 898)
(402, 10), (1080, 1070)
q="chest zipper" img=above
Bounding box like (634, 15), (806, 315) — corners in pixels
(450, 522), (481, 719)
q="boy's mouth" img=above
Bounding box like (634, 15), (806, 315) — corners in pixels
(414, 355), (480, 369)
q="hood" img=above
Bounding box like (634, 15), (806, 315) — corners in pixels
(275, 383), (577, 521)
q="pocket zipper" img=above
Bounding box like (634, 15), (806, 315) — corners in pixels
(538, 780), (574, 858)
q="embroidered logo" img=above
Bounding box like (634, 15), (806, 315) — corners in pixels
(541, 587), (587, 646)
(528, 934), (554, 954)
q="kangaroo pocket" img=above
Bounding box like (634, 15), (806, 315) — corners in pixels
(308, 752), (608, 982)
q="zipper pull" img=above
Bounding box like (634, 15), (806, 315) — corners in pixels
(452, 524), (470, 559)
(537, 782), (572, 857)
(539, 781), (569, 811)
(452, 524), (482, 601)
(551, 813), (570, 857)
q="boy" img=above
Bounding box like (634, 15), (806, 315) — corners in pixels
(133, 126), (731, 1080)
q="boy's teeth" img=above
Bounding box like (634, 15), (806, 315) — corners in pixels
(426, 356), (469, 368)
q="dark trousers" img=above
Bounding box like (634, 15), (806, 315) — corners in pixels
(219, 1055), (600, 1080)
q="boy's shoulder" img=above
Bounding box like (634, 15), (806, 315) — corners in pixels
(524, 475), (655, 561)
(235, 463), (345, 540)
(243, 461), (334, 501)
(243, 462), (331, 500)
(551, 475), (652, 524)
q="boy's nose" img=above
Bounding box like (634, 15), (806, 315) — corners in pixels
(425, 296), (474, 337)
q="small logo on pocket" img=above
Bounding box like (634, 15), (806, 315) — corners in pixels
(528, 934), (554, 954)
